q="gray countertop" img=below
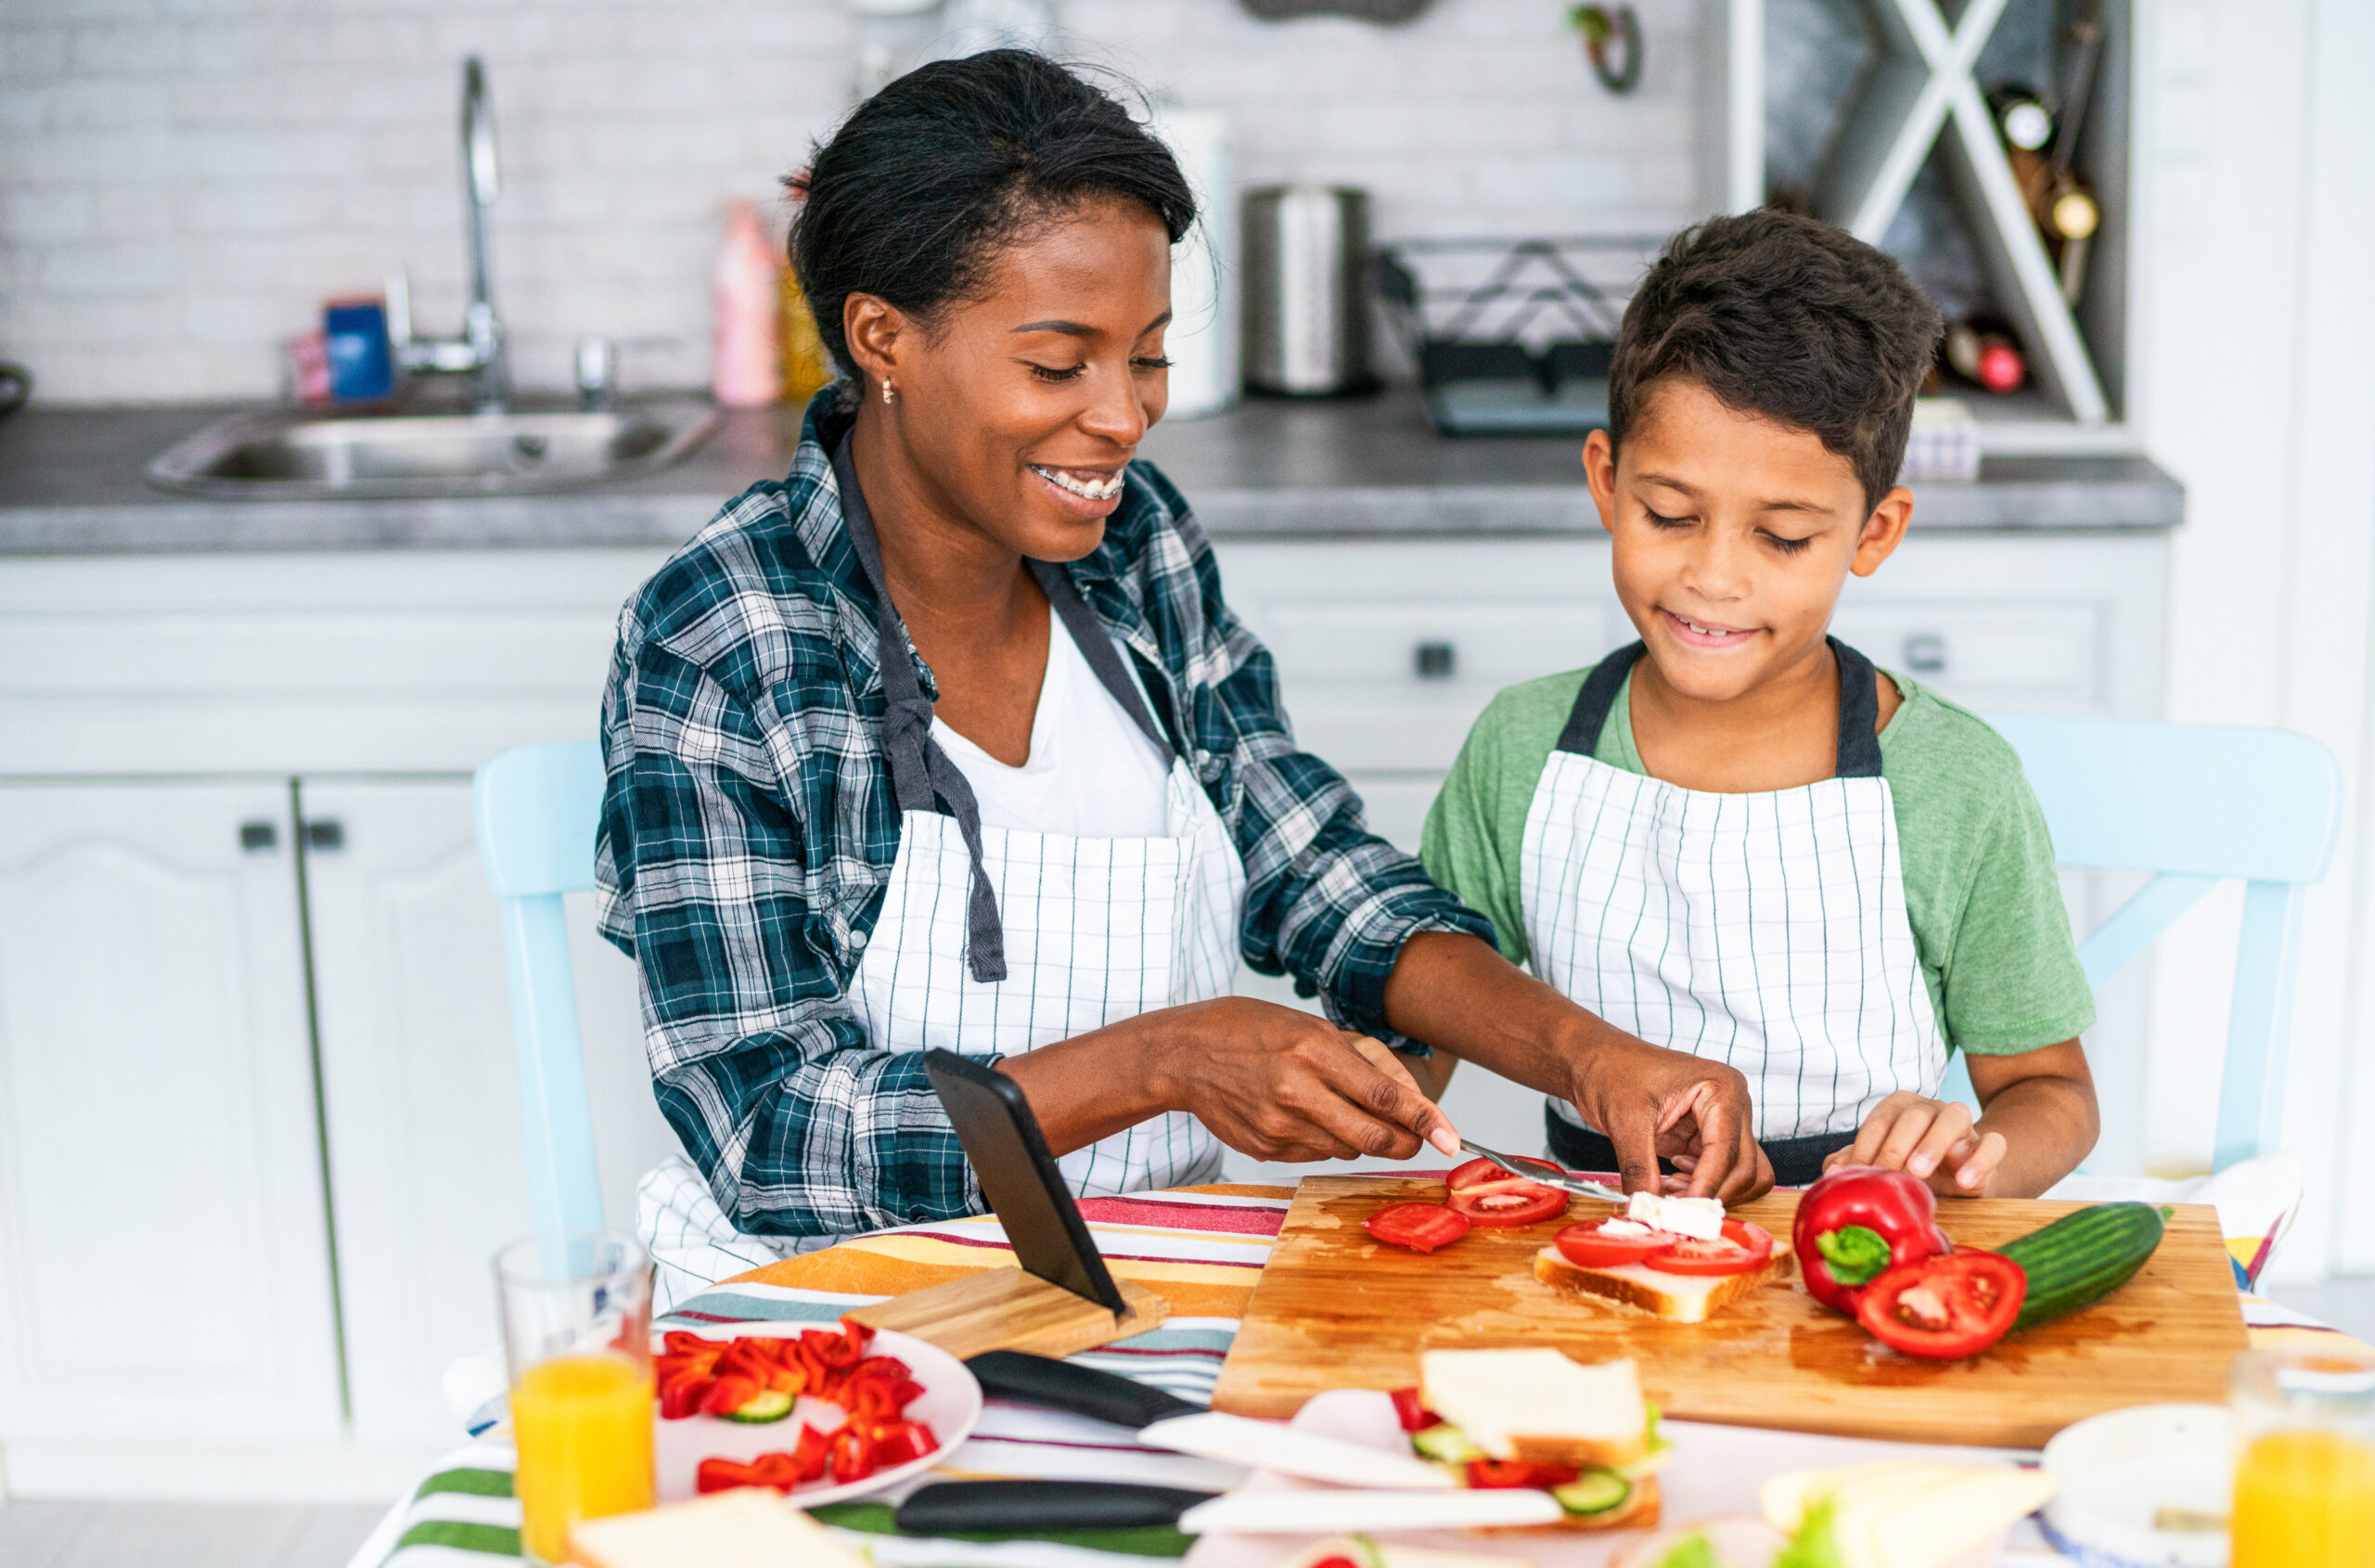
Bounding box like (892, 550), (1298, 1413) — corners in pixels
(0, 394), (2182, 556)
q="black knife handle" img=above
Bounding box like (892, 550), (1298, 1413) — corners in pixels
(894, 1479), (1218, 1534)
(964, 1350), (1200, 1428)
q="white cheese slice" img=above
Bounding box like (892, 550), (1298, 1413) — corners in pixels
(1626, 1191), (1725, 1240)
(1417, 1348), (1642, 1461)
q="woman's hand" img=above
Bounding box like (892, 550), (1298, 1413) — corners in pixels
(1139, 997), (1462, 1163)
(1000, 996), (1460, 1164)
(1825, 1091), (2007, 1197)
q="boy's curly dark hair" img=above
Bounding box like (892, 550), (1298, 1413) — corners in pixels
(1609, 211), (1942, 510)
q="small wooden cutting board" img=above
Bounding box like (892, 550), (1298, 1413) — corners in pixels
(1208, 1176), (2246, 1449)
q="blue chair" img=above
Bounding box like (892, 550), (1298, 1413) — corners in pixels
(473, 739), (610, 1237)
(1943, 714), (2342, 1171)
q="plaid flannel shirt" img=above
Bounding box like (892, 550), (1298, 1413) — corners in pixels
(596, 399), (1493, 1240)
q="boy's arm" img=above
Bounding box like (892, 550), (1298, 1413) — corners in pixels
(1822, 1041), (2099, 1198)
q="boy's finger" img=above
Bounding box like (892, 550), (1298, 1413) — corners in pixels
(1843, 1093), (1913, 1167)
(1906, 1100), (1974, 1179)
(1951, 1131), (2008, 1191)
(1874, 1100), (1938, 1172)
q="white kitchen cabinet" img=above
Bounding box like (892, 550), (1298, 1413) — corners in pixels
(0, 781), (343, 1446)
(301, 778), (682, 1446)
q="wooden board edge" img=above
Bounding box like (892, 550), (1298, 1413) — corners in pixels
(848, 1270), (1171, 1361)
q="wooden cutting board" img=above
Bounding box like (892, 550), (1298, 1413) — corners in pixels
(1209, 1176), (2246, 1449)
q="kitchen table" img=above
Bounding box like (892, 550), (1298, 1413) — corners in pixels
(357, 1180), (2365, 1568)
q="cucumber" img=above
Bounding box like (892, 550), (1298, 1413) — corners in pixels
(1996, 1202), (2168, 1331)
(1411, 1422), (1484, 1464)
(1552, 1469), (1634, 1517)
(718, 1387), (794, 1423)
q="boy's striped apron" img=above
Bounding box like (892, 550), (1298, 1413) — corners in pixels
(638, 441), (1243, 1308)
(1519, 638), (1945, 1186)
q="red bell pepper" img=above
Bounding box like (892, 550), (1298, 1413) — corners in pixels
(791, 1420), (834, 1482)
(699, 1372), (764, 1418)
(1792, 1164), (1955, 1313)
(1389, 1387), (1436, 1433)
(828, 1423), (875, 1482)
(658, 1366), (714, 1420)
(697, 1457), (758, 1494)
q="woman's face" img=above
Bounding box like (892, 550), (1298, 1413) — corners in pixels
(845, 197), (1175, 563)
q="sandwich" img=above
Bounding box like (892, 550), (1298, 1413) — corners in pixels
(567, 1489), (869, 1568)
(1394, 1348), (1666, 1530)
(1759, 1460), (2058, 1568)
(1534, 1198), (1788, 1323)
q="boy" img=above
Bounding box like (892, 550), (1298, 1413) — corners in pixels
(1421, 212), (2099, 1197)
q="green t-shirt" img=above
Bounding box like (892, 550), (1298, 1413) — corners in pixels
(1419, 662), (2095, 1057)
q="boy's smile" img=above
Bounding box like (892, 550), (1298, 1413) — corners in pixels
(1583, 377), (1917, 789)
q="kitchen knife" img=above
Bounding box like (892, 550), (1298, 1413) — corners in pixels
(966, 1352), (1453, 1489)
(893, 1480), (1566, 1536)
(1457, 1137), (1627, 1203)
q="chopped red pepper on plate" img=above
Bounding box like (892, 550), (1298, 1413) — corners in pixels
(661, 1318), (942, 1497)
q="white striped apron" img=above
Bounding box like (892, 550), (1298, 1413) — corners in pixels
(1520, 639), (1945, 1182)
(639, 440), (1242, 1308)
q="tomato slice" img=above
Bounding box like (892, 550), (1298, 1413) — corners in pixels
(1855, 1250), (2026, 1360)
(1364, 1202), (1472, 1253)
(1553, 1217), (1675, 1267)
(1467, 1457), (1582, 1489)
(1647, 1219), (1777, 1277)
(1444, 1157), (1572, 1227)
(1389, 1387), (1438, 1433)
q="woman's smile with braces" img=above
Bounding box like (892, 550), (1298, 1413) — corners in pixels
(1033, 464), (1125, 501)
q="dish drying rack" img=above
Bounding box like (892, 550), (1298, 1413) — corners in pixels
(1375, 236), (1662, 437)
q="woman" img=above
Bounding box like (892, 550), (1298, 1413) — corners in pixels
(597, 50), (1765, 1305)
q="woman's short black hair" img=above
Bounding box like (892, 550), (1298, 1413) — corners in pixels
(1608, 211), (1944, 510)
(789, 49), (1196, 384)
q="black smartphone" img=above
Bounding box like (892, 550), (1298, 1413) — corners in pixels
(923, 1049), (1126, 1314)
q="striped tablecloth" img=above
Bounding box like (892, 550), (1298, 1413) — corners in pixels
(366, 1181), (2368, 1568)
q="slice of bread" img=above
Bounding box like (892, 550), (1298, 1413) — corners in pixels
(568, 1490), (868, 1568)
(1419, 1348), (1650, 1468)
(1534, 1244), (1786, 1324)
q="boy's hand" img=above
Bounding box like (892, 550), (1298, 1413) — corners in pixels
(1825, 1091), (2006, 1197)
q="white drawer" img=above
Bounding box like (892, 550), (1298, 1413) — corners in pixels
(1830, 601), (2101, 711)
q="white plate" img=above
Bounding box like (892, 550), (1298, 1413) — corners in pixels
(651, 1323), (982, 1507)
(1183, 1388), (2045, 1568)
(2040, 1404), (2231, 1568)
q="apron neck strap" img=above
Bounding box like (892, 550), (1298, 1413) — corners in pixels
(1553, 636), (1886, 779)
(1029, 558), (1176, 768)
(831, 434), (1008, 982)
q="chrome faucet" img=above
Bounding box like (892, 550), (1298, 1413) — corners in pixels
(387, 57), (508, 412)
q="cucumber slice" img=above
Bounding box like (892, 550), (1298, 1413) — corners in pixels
(1553, 1468), (1634, 1517)
(1411, 1422), (1484, 1464)
(718, 1388), (794, 1423)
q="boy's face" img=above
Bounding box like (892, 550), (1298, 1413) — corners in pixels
(1584, 377), (1914, 704)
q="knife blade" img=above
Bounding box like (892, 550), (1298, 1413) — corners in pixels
(965, 1352), (1451, 1490)
(1177, 1487), (1568, 1534)
(893, 1480), (1566, 1536)
(1458, 1137), (1626, 1202)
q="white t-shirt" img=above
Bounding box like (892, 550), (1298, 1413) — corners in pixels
(932, 604), (1175, 839)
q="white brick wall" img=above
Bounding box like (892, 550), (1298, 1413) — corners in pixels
(1, 0), (1708, 405)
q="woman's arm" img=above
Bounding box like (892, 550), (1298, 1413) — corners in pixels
(1382, 932), (1772, 1202)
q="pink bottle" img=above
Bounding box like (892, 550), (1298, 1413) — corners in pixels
(712, 199), (783, 407)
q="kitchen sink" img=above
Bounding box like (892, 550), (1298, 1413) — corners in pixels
(146, 399), (721, 499)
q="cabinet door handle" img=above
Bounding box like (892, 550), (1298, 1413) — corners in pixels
(303, 819), (346, 852)
(238, 819), (278, 853)
(1902, 633), (1948, 675)
(1414, 640), (1457, 680)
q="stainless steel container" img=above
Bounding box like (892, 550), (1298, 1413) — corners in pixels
(1241, 186), (1376, 396)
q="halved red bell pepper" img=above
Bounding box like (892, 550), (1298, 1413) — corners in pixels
(1792, 1164), (1956, 1313)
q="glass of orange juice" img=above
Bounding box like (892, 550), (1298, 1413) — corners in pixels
(495, 1231), (654, 1565)
(2230, 1346), (2375, 1568)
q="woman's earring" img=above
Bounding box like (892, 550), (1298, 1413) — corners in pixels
(881, 380), (894, 405)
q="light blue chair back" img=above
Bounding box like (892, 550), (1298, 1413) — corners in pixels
(1952, 713), (2342, 1171)
(473, 740), (610, 1237)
